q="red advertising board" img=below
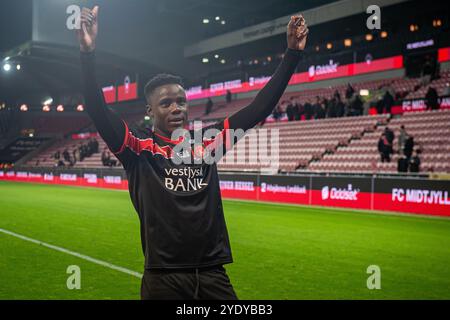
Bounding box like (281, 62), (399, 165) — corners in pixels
(117, 82), (138, 102)
(258, 175), (310, 205)
(102, 86), (116, 104)
(373, 178), (450, 216)
(2, 171), (449, 217)
(310, 176), (372, 210)
(219, 174), (258, 201)
(438, 47), (450, 63)
(186, 55), (404, 100)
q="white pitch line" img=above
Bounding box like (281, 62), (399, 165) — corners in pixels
(0, 228), (142, 279)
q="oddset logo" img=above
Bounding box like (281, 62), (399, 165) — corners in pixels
(321, 184), (360, 201)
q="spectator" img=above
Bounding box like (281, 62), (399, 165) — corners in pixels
(54, 150), (61, 160)
(72, 148), (77, 163)
(226, 90), (232, 104)
(205, 98), (213, 115)
(322, 98), (329, 116)
(345, 83), (355, 100)
(375, 96), (384, 115)
(398, 125), (407, 155)
(397, 156), (409, 173)
(89, 138), (99, 154)
(304, 99), (313, 120)
(272, 105), (282, 122)
(63, 149), (70, 163)
(333, 89), (341, 102)
(311, 97), (321, 119)
(101, 148), (110, 166)
(286, 97), (296, 121)
(384, 127), (395, 146)
(425, 87), (439, 110)
(378, 133), (391, 163)
(404, 135), (414, 160)
(295, 102), (303, 121)
(327, 98), (337, 118)
(79, 144), (86, 161)
(336, 98), (345, 118)
(316, 102), (326, 119)
(383, 90), (394, 114)
(409, 150), (421, 173)
(348, 95), (363, 116)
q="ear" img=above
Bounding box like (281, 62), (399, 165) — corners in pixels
(146, 104), (153, 116)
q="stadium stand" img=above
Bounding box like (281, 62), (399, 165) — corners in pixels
(404, 70), (450, 99)
(30, 115), (91, 135)
(20, 71), (450, 174)
(188, 76), (432, 122)
(305, 109), (450, 173)
(218, 114), (389, 173)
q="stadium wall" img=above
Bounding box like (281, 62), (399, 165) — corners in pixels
(1, 169), (449, 217)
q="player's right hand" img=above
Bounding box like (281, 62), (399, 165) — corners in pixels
(77, 6), (99, 52)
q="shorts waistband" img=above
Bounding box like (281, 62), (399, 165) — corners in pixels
(146, 264), (224, 274)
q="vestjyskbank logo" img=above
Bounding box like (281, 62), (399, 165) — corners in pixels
(321, 184), (360, 201)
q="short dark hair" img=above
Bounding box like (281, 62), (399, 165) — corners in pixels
(144, 73), (183, 100)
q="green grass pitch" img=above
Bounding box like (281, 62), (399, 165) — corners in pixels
(1, 181), (450, 299)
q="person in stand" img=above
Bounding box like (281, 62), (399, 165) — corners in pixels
(292, 98), (300, 121)
(425, 86), (439, 110)
(54, 150), (61, 161)
(336, 97), (345, 118)
(409, 150), (421, 173)
(404, 135), (414, 160)
(384, 127), (394, 145)
(315, 101), (326, 119)
(296, 101), (304, 120)
(333, 89), (341, 102)
(382, 90), (394, 114)
(345, 83), (355, 100)
(311, 96), (321, 119)
(398, 125), (407, 155)
(271, 104), (282, 122)
(63, 148), (70, 163)
(286, 98), (295, 121)
(397, 155), (408, 173)
(351, 94), (364, 116)
(304, 98), (313, 120)
(205, 97), (213, 115)
(378, 133), (391, 163)
(327, 97), (337, 118)
(226, 90), (232, 104)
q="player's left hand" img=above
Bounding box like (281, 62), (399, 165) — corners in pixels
(287, 15), (309, 51)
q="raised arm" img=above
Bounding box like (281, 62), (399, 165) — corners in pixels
(227, 15), (308, 131)
(77, 6), (126, 154)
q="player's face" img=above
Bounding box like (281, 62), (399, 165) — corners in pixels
(147, 84), (188, 136)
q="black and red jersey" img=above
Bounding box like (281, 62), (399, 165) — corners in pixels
(80, 48), (302, 269)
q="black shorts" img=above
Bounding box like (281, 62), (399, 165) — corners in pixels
(140, 265), (238, 300)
